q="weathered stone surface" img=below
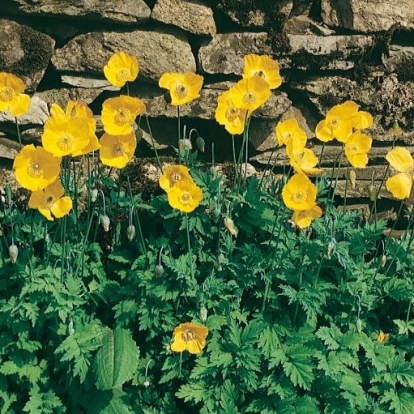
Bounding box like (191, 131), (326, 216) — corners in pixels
(52, 30), (196, 82)
(321, 0), (414, 32)
(0, 19), (55, 92)
(60, 76), (119, 91)
(35, 88), (103, 108)
(0, 137), (20, 160)
(287, 34), (374, 71)
(217, 0), (292, 28)
(0, 97), (49, 126)
(151, 0), (216, 35)
(382, 45), (414, 81)
(3, 0), (151, 24)
(198, 33), (272, 75)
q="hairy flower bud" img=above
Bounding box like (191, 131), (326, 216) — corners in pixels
(91, 188), (98, 202)
(200, 306), (208, 322)
(154, 264), (164, 277)
(380, 254), (387, 267)
(368, 184), (377, 202)
(224, 217), (238, 237)
(356, 318), (363, 334)
(9, 244), (18, 264)
(196, 136), (205, 153)
(349, 169), (356, 190)
(100, 214), (110, 232)
(126, 224), (136, 241)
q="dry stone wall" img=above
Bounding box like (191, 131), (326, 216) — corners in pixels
(1, 0), (414, 203)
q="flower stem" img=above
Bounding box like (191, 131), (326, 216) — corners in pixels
(144, 114), (163, 172)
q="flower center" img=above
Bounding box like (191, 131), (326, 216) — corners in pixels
(57, 133), (75, 151)
(46, 195), (54, 207)
(114, 108), (132, 125)
(175, 85), (187, 100)
(182, 329), (196, 342)
(113, 144), (125, 156)
(225, 106), (239, 122)
(171, 172), (182, 182)
(347, 143), (358, 155)
(282, 132), (292, 143)
(329, 117), (339, 130)
(0, 87), (14, 102)
(254, 70), (265, 78)
(407, 165), (414, 179)
(243, 92), (257, 105)
(117, 68), (131, 82)
(292, 190), (307, 203)
(27, 162), (43, 179)
(179, 191), (192, 206)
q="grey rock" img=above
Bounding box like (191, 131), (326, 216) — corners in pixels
(151, 0), (216, 35)
(60, 76), (120, 91)
(52, 30), (196, 82)
(35, 88), (103, 109)
(4, 0), (151, 24)
(0, 96), (49, 125)
(198, 33), (272, 75)
(321, 0), (414, 32)
(283, 16), (335, 36)
(0, 137), (20, 160)
(382, 45), (414, 81)
(0, 19), (55, 92)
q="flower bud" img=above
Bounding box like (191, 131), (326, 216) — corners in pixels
(154, 264), (164, 277)
(327, 240), (335, 259)
(196, 136), (205, 153)
(143, 380), (150, 388)
(200, 306), (208, 322)
(212, 208), (221, 222)
(380, 254), (387, 267)
(224, 217), (238, 237)
(91, 188), (98, 202)
(368, 184), (377, 202)
(9, 244), (18, 264)
(210, 166), (218, 179)
(179, 138), (192, 151)
(126, 225), (136, 241)
(356, 318), (363, 334)
(100, 214), (110, 232)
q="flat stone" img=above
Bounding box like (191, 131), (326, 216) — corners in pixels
(4, 0), (151, 24)
(382, 45), (414, 81)
(151, 0), (216, 35)
(52, 30), (196, 83)
(0, 19), (55, 92)
(198, 33), (271, 75)
(283, 16), (335, 36)
(321, 0), (414, 32)
(35, 88), (103, 108)
(60, 76), (119, 91)
(0, 137), (20, 160)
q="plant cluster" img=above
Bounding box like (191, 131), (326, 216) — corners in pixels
(0, 51), (413, 413)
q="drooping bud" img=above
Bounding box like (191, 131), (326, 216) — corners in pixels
(224, 217), (238, 237)
(126, 225), (136, 241)
(212, 208), (221, 222)
(99, 214), (110, 232)
(368, 184), (377, 202)
(356, 318), (363, 334)
(327, 240), (335, 259)
(391, 120), (402, 137)
(196, 136), (205, 153)
(380, 254), (387, 267)
(91, 188), (98, 202)
(349, 169), (357, 190)
(154, 264), (164, 277)
(179, 138), (192, 151)
(9, 244), (18, 264)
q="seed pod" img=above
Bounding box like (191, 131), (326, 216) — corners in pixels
(224, 217), (238, 237)
(200, 306), (208, 322)
(154, 264), (164, 277)
(349, 169), (357, 190)
(91, 188), (98, 202)
(9, 244), (18, 264)
(126, 224), (136, 241)
(368, 184), (377, 202)
(100, 214), (110, 232)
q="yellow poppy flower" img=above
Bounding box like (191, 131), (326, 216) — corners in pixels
(276, 118), (307, 148)
(13, 144), (61, 191)
(377, 331), (389, 342)
(159, 164), (192, 191)
(72, 134), (101, 156)
(353, 110), (373, 130)
(0, 72), (30, 116)
(99, 132), (137, 169)
(215, 89), (247, 135)
(159, 72), (204, 106)
(243, 54), (282, 90)
(230, 77), (271, 113)
(167, 180), (203, 213)
(286, 141), (323, 176)
(315, 101), (359, 143)
(282, 173), (318, 211)
(28, 179), (72, 221)
(344, 131), (372, 168)
(101, 95), (146, 135)
(292, 205), (322, 229)
(104, 51), (139, 87)
(170, 322), (209, 354)
(42, 114), (91, 157)
(385, 147), (414, 199)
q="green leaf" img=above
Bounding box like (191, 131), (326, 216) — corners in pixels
(316, 325), (342, 351)
(94, 328), (139, 390)
(283, 345), (314, 390)
(382, 388), (414, 414)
